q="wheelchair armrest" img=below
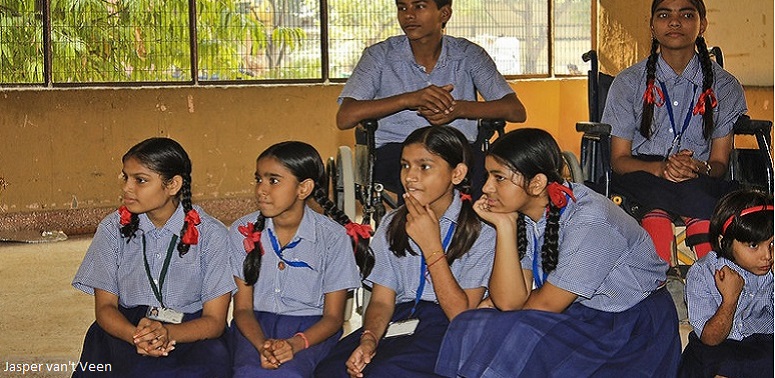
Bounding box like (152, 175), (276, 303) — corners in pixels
(576, 121), (611, 135)
(478, 119), (506, 139)
(355, 119), (379, 145)
(733, 115), (772, 136)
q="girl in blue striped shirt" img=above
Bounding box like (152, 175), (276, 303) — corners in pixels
(227, 141), (369, 377)
(435, 128), (680, 377)
(680, 189), (773, 377)
(72, 137), (235, 377)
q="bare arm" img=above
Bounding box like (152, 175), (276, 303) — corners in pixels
(610, 136), (666, 177)
(522, 282), (579, 313)
(232, 278), (267, 351)
(287, 289), (348, 351)
(94, 288), (141, 345)
(164, 292), (230, 343)
(479, 211), (530, 311)
(700, 266), (744, 346)
(346, 284), (396, 378)
(336, 85), (456, 130)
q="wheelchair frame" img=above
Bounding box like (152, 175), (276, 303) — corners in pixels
(569, 48), (774, 271)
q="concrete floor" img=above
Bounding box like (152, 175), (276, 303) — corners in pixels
(0, 235), (689, 378)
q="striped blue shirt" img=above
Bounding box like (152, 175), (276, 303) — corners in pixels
(367, 192), (496, 304)
(685, 251), (774, 340)
(228, 205), (361, 316)
(521, 183), (668, 312)
(72, 205), (236, 314)
(602, 54), (747, 160)
(339, 35), (516, 147)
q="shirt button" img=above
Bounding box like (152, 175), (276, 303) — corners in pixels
(673, 101), (679, 106)
(155, 253), (161, 258)
(275, 288), (281, 293)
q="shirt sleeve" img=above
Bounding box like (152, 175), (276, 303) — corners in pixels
(321, 227), (361, 294)
(72, 215), (122, 296)
(711, 67), (747, 139)
(453, 223), (496, 289)
(602, 70), (640, 141)
(467, 43), (515, 101)
(685, 258), (720, 337)
(339, 45), (383, 102)
(198, 219), (238, 303)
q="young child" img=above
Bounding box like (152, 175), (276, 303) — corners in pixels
(315, 126), (496, 378)
(679, 189), (773, 377)
(336, 0), (526, 197)
(227, 141), (369, 377)
(72, 137), (235, 377)
(601, 0), (747, 271)
(435, 128), (681, 377)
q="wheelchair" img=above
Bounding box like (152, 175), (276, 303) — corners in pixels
(327, 118), (506, 317)
(570, 48), (774, 273)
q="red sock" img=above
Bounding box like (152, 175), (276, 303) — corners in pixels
(685, 218), (712, 259)
(642, 210), (674, 265)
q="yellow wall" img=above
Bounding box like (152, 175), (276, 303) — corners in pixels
(0, 0), (772, 234)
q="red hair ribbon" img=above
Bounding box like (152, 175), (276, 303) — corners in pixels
(238, 222), (263, 254)
(721, 205), (774, 235)
(460, 193), (472, 202)
(693, 88), (718, 115)
(118, 205), (132, 226)
(345, 222), (372, 245)
(181, 209), (201, 245)
(643, 79), (665, 107)
(547, 182), (576, 209)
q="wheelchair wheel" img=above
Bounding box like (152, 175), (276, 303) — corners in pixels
(336, 146), (357, 220)
(561, 151), (584, 183)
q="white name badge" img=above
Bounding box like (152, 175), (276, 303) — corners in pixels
(384, 318), (419, 338)
(146, 306), (184, 324)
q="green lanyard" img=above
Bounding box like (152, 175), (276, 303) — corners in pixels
(142, 235), (178, 308)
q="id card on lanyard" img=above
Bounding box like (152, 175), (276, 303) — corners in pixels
(383, 223), (456, 338)
(143, 235), (184, 324)
(659, 81), (697, 158)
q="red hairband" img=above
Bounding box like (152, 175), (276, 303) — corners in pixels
(182, 209), (201, 245)
(643, 79), (665, 107)
(345, 222), (372, 245)
(118, 205), (132, 226)
(238, 222), (262, 254)
(547, 182), (575, 209)
(722, 205), (774, 234)
(693, 88), (718, 116)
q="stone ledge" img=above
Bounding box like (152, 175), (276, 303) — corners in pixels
(0, 197), (256, 236)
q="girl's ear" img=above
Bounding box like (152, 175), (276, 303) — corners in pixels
(165, 175), (184, 197)
(451, 163), (468, 186)
(297, 178), (315, 200)
(527, 173), (548, 197)
(699, 18), (708, 36)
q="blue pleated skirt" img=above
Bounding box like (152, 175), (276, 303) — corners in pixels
(679, 331), (773, 378)
(315, 301), (450, 378)
(229, 311), (342, 378)
(435, 287), (681, 378)
(72, 305), (230, 378)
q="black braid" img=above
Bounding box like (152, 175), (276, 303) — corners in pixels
(541, 202), (562, 274)
(243, 214), (266, 286)
(446, 178), (481, 264)
(177, 174), (193, 257)
(695, 36), (715, 140)
(312, 187), (375, 277)
(516, 213), (527, 260)
(120, 213), (140, 242)
(640, 38), (660, 139)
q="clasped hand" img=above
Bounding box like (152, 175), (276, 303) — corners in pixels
(259, 338), (297, 369)
(133, 317), (175, 357)
(663, 149), (705, 182)
(413, 84), (457, 126)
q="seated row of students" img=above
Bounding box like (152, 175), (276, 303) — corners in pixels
(70, 128), (771, 378)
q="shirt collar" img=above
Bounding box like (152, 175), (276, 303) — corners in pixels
(138, 203), (185, 237)
(395, 35), (449, 70)
(264, 205), (318, 244)
(656, 53), (703, 87)
(439, 189), (463, 225)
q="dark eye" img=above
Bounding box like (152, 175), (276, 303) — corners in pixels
(269, 178), (280, 185)
(400, 163), (409, 169)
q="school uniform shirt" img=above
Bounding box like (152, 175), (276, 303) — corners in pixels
(520, 183), (668, 312)
(685, 251), (774, 340)
(366, 192), (496, 303)
(228, 205), (361, 316)
(602, 54), (747, 160)
(72, 204), (236, 314)
(339, 35), (516, 148)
